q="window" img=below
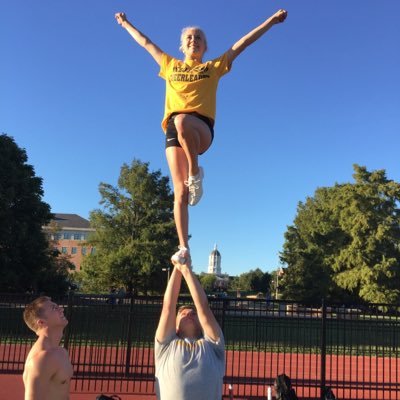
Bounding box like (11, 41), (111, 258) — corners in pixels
(61, 247), (67, 254)
(71, 247), (77, 255)
(71, 233), (86, 240)
(90, 247), (96, 255)
(63, 233), (71, 240)
(81, 247), (87, 256)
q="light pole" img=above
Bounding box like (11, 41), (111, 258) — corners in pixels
(162, 267), (170, 283)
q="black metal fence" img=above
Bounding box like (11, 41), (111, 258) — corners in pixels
(1, 293), (399, 399)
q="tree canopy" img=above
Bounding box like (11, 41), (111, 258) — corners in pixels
(199, 273), (217, 293)
(280, 165), (400, 304)
(0, 134), (71, 294)
(231, 268), (271, 293)
(78, 159), (178, 294)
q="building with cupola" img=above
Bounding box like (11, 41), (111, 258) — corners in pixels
(206, 244), (230, 291)
(208, 244), (221, 275)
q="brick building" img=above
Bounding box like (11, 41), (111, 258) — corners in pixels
(44, 213), (95, 271)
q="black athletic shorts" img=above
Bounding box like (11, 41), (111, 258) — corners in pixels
(165, 112), (214, 155)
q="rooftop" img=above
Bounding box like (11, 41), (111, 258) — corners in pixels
(52, 213), (92, 229)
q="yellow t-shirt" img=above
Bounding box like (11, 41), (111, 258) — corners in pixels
(159, 52), (231, 132)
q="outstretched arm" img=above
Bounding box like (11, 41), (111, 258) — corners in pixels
(176, 264), (221, 342)
(115, 12), (163, 65)
(155, 266), (182, 342)
(226, 9), (287, 66)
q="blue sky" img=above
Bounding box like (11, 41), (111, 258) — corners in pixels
(2, 1), (399, 276)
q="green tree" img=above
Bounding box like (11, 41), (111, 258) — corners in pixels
(251, 268), (271, 293)
(78, 159), (177, 294)
(232, 268), (271, 293)
(199, 273), (217, 293)
(0, 134), (71, 293)
(280, 165), (400, 304)
(228, 276), (240, 292)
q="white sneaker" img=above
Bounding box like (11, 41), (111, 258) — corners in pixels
(171, 246), (191, 265)
(185, 167), (204, 206)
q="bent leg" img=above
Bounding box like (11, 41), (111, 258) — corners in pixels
(173, 114), (212, 177)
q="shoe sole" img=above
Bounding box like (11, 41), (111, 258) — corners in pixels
(188, 167), (204, 207)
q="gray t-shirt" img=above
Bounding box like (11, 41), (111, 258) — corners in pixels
(155, 331), (225, 400)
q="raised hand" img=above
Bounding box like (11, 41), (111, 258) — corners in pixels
(274, 9), (288, 24)
(115, 12), (128, 26)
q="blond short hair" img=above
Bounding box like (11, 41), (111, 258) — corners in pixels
(179, 26), (208, 53)
(23, 296), (51, 333)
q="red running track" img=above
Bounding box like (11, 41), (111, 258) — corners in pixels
(1, 343), (399, 399)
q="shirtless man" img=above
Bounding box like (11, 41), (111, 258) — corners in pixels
(23, 296), (73, 400)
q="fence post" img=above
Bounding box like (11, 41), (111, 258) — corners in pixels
(124, 294), (135, 377)
(63, 290), (74, 350)
(221, 298), (227, 332)
(320, 298), (327, 400)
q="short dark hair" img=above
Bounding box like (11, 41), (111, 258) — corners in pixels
(23, 296), (51, 333)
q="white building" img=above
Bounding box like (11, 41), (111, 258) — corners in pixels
(208, 244), (221, 275)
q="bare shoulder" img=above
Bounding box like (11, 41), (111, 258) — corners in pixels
(23, 349), (53, 385)
(26, 349), (53, 369)
(26, 347), (73, 386)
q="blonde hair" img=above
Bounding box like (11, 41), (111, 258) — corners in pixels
(179, 26), (208, 53)
(23, 296), (51, 333)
